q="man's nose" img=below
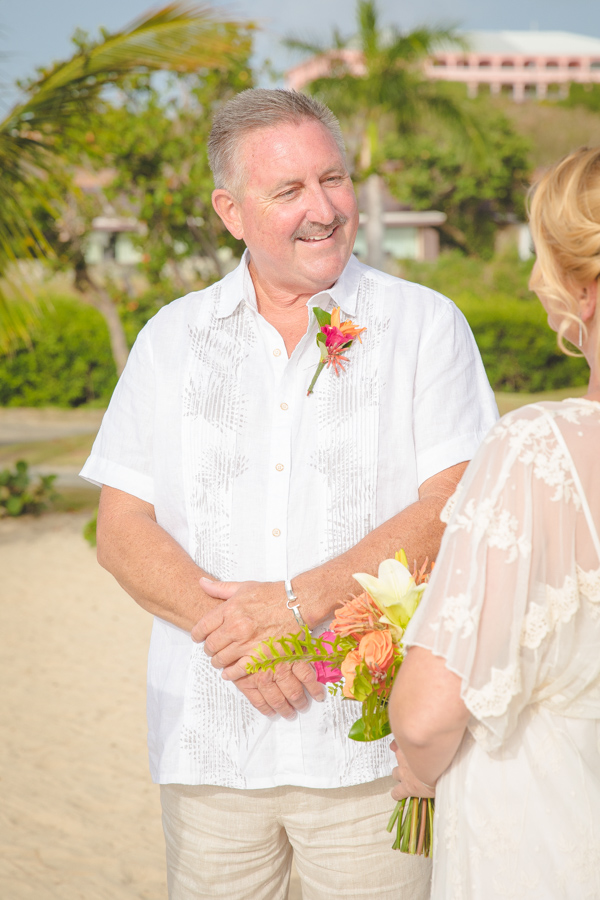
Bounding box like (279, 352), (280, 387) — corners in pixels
(304, 183), (336, 224)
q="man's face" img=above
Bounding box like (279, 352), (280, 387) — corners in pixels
(217, 119), (359, 296)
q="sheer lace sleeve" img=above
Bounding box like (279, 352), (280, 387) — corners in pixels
(403, 401), (600, 751)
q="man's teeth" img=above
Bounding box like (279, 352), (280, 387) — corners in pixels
(302, 230), (334, 241)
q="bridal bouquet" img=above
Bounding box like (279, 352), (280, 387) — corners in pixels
(247, 551), (434, 856)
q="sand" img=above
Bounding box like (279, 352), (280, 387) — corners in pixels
(0, 512), (166, 900)
(0, 511), (302, 900)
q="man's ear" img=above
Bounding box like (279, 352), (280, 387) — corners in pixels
(212, 189), (244, 241)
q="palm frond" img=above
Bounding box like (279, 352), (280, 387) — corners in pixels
(0, 2), (253, 352)
(3, 2), (251, 135)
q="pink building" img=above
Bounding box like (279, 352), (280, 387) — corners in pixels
(428, 31), (600, 101)
(286, 31), (600, 103)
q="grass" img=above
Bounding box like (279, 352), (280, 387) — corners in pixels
(495, 385), (588, 417)
(0, 432), (95, 468)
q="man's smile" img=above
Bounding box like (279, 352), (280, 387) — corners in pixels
(297, 226), (337, 243)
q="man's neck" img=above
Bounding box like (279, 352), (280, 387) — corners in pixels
(248, 259), (333, 356)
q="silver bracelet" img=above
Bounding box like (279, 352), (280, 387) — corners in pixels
(285, 579), (306, 628)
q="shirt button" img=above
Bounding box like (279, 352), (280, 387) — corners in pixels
(275, 463), (284, 472)
(280, 402), (288, 411)
(272, 528), (281, 537)
(273, 348), (281, 357)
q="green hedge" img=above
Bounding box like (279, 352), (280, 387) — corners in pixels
(401, 253), (589, 393)
(455, 293), (588, 392)
(0, 298), (117, 407)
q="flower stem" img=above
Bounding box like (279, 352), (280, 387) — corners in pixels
(307, 361), (325, 395)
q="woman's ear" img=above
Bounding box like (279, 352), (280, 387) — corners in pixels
(579, 278), (598, 324)
(212, 189), (244, 241)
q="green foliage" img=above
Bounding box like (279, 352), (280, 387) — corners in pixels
(0, 3), (254, 352)
(561, 83), (600, 114)
(83, 508), (98, 547)
(386, 99), (532, 257)
(0, 297), (117, 406)
(401, 252), (589, 392)
(0, 460), (59, 517)
(247, 627), (352, 674)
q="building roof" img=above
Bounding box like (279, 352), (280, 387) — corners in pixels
(458, 31), (600, 57)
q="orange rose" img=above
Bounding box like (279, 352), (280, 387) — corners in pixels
(340, 648), (363, 699)
(358, 630), (394, 673)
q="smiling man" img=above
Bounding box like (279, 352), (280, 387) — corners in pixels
(81, 89), (498, 899)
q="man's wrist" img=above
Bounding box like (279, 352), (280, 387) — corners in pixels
(284, 579), (307, 629)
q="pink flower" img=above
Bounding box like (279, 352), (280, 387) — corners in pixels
(321, 325), (347, 350)
(314, 631), (343, 684)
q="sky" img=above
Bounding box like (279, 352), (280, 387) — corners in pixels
(1, 0), (599, 110)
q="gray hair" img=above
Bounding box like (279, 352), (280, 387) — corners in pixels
(208, 88), (346, 198)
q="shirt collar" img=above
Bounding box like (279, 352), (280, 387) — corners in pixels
(213, 248), (364, 321)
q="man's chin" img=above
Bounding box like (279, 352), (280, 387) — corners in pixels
(294, 243), (351, 283)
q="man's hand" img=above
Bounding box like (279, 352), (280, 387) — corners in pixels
(191, 577), (302, 679)
(192, 578), (325, 715)
(390, 739), (436, 802)
(235, 663), (325, 718)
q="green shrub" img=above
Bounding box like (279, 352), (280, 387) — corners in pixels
(0, 297), (117, 407)
(400, 253), (589, 392)
(83, 507), (98, 547)
(0, 460), (59, 517)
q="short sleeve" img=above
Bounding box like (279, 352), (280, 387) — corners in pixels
(403, 405), (596, 750)
(79, 323), (156, 504)
(412, 299), (498, 486)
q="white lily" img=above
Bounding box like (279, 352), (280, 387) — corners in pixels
(353, 555), (426, 635)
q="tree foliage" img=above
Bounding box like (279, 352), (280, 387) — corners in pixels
(0, 2), (253, 359)
(385, 98), (531, 257)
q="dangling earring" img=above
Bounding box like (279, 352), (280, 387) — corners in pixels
(578, 319), (583, 348)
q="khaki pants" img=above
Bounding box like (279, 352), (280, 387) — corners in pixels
(161, 777), (431, 899)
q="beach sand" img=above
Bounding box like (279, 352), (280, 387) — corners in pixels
(0, 511), (301, 899)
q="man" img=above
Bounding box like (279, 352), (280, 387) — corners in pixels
(81, 89), (498, 899)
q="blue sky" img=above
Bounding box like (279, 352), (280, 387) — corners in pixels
(1, 0), (599, 110)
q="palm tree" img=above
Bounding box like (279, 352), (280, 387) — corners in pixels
(0, 2), (251, 369)
(286, 0), (479, 270)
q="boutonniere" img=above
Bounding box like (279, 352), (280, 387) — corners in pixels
(307, 306), (367, 396)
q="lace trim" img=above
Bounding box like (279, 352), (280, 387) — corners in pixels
(430, 592), (477, 639)
(485, 408), (582, 509)
(464, 661), (522, 719)
(440, 484), (462, 524)
(579, 565), (600, 604)
(448, 496), (531, 564)
(521, 566), (600, 649)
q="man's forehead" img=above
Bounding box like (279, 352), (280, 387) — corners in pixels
(239, 121), (347, 189)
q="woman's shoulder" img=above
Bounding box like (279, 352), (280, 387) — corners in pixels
(483, 397), (600, 446)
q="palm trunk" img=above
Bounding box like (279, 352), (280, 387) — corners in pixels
(74, 260), (129, 376)
(365, 172), (385, 272)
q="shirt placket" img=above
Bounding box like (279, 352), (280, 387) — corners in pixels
(262, 334), (294, 582)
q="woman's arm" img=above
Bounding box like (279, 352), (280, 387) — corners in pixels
(389, 646), (471, 788)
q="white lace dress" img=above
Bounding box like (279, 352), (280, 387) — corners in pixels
(403, 399), (600, 899)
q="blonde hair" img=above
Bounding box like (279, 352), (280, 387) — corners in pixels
(528, 146), (600, 364)
(208, 88), (346, 198)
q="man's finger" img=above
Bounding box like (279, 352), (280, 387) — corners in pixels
(200, 578), (240, 600)
(221, 656), (254, 682)
(234, 678), (277, 717)
(265, 667), (309, 713)
(291, 661), (326, 702)
(191, 604), (226, 643)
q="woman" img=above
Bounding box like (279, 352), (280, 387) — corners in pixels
(388, 146), (600, 899)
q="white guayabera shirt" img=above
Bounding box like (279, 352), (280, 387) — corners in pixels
(81, 251), (498, 788)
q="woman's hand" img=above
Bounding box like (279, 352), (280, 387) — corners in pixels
(390, 739), (436, 801)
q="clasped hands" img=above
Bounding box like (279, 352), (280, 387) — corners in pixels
(191, 577), (325, 719)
